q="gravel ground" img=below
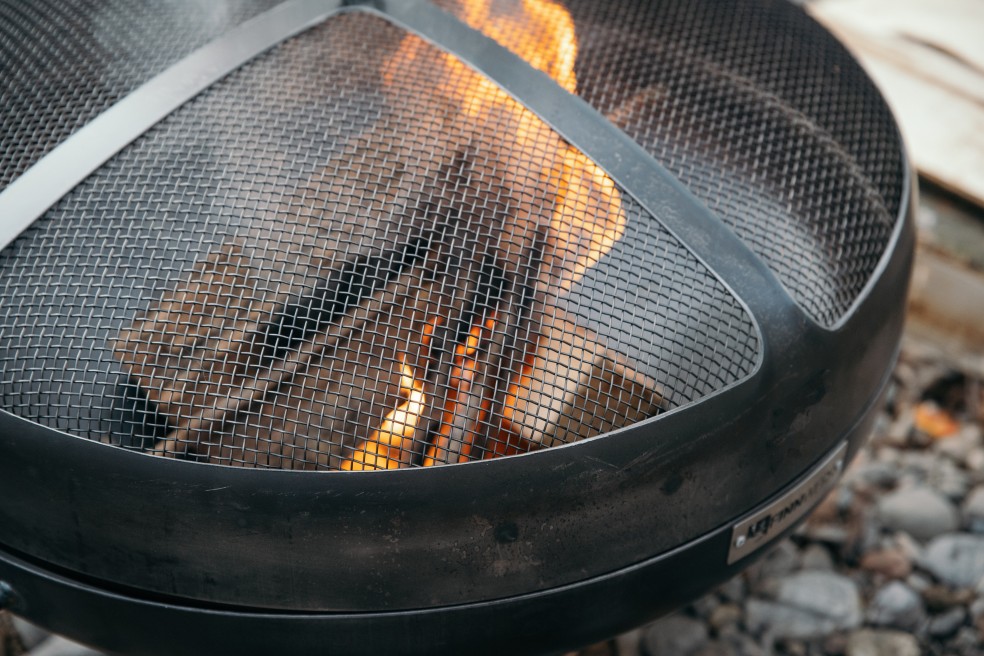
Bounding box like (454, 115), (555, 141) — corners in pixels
(572, 331), (984, 656)
(1, 316), (982, 656)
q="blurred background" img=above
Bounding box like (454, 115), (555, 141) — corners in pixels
(1, 0), (982, 654)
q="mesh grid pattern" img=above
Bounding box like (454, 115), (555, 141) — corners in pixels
(0, 12), (757, 470)
(0, 0), (281, 191)
(435, 0), (904, 326)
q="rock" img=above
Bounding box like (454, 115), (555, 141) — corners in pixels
(935, 424), (983, 465)
(860, 548), (912, 580)
(920, 534), (984, 587)
(717, 576), (745, 604)
(921, 584), (975, 612)
(28, 636), (105, 656)
(885, 408), (915, 446)
(927, 606), (966, 638)
(844, 629), (920, 656)
(723, 635), (766, 656)
(708, 604), (742, 633)
(745, 541), (800, 594)
(899, 451), (936, 480)
(642, 615), (709, 656)
(10, 616), (49, 651)
(690, 595), (719, 619)
(866, 581), (926, 631)
(950, 627), (981, 656)
(822, 632), (848, 656)
(852, 461), (899, 489)
(906, 572), (932, 592)
(891, 531), (924, 562)
(962, 486), (984, 533)
(800, 544), (834, 571)
(616, 629), (644, 656)
(691, 642), (737, 656)
(803, 524), (851, 546)
(745, 572), (861, 640)
(876, 487), (959, 542)
(967, 448), (984, 473)
(775, 639), (806, 656)
(928, 457), (970, 500)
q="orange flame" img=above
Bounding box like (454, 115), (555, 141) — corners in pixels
(341, 358), (428, 471)
(346, 0), (626, 469)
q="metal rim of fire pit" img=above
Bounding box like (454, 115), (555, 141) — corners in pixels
(0, 0), (914, 653)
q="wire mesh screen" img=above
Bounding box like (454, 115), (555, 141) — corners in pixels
(0, 0), (281, 191)
(0, 11), (758, 470)
(435, 0), (904, 327)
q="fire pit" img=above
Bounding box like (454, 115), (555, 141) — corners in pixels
(0, 0), (912, 653)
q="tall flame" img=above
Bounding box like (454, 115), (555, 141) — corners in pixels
(345, 0), (626, 469)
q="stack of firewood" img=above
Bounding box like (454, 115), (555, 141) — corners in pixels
(113, 18), (661, 469)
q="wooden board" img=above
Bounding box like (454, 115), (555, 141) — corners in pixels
(808, 0), (984, 207)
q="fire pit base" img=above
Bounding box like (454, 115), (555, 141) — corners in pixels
(0, 393), (883, 656)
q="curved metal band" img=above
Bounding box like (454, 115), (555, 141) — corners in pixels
(0, 0), (345, 253)
(375, 0), (803, 352)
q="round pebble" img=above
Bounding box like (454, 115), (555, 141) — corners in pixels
(845, 629), (920, 656)
(866, 581), (926, 632)
(860, 548), (912, 579)
(920, 534), (984, 588)
(876, 487), (959, 542)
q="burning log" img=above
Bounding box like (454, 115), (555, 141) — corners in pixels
(112, 1), (662, 469)
(499, 313), (662, 450)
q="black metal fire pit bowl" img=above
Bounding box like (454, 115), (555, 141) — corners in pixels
(0, 0), (913, 654)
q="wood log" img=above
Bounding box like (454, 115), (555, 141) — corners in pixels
(498, 312), (663, 449)
(112, 25), (642, 468)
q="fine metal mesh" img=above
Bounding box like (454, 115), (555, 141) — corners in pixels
(0, 0), (280, 191)
(436, 0), (904, 326)
(0, 12), (757, 470)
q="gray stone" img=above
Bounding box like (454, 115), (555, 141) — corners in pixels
(885, 408), (915, 446)
(899, 451), (936, 479)
(928, 457), (970, 500)
(876, 487), (959, 542)
(752, 541), (799, 583)
(892, 531), (925, 562)
(927, 606), (966, 638)
(691, 642), (738, 656)
(10, 615), (49, 650)
(708, 604), (742, 633)
(802, 523), (850, 546)
(717, 576), (745, 604)
(921, 533), (984, 587)
(962, 486), (984, 533)
(745, 572), (861, 640)
(853, 461), (899, 489)
(866, 581), (926, 631)
(969, 596), (984, 621)
(722, 635), (765, 656)
(967, 448), (984, 473)
(906, 572), (932, 592)
(28, 636), (104, 656)
(799, 544), (834, 571)
(616, 629), (644, 656)
(935, 424), (983, 465)
(860, 547), (912, 579)
(642, 615), (709, 656)
(845, 629), (920, 656)
(951, 627), (981, 655)
(690, 594), (719, 619)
